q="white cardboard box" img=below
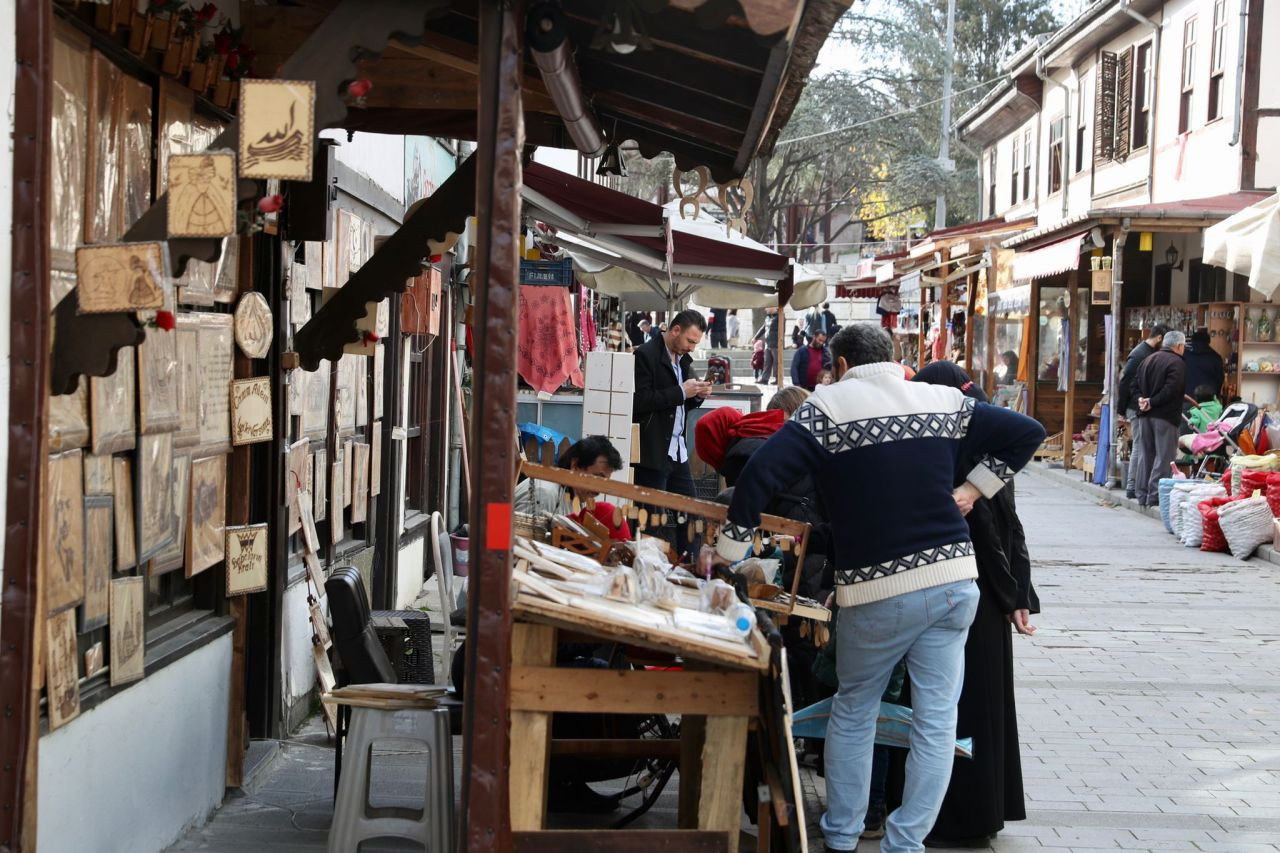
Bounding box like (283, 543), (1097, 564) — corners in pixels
(610, 353), (636, 392)
(608, 391), (633, 416)
(585, 351), (615, 391)
(582, 410), (610, 437)
(609, 413), (633, 439)
(583, 388), (612, 415)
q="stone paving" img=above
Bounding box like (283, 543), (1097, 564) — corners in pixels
(167, 472), (1280, 852)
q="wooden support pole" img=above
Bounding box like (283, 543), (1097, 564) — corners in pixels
(918, 286), (927, 367)
(508, 624), (556, 831)
(459, 2), (524, 851)
(1063, 270), (1079, 471)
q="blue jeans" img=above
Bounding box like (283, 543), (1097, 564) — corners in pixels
(820, 579), (980, 852)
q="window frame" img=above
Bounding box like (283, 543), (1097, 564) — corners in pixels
(1048, 117), (1064, 194)
(1075, 83), (1087, 173)
(1207, 0), (1227, 121)
(1022, 129), (1033, 200)
(987, 147), (997, 216)
(1009, 136), (1019, 207)
(1179, 16), (1198, 134)
(1131, 41), (1153, 150)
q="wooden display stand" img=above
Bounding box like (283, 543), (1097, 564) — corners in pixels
(509, 463), (820, 852)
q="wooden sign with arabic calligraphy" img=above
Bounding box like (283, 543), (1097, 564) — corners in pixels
(238, 79), (316, 181)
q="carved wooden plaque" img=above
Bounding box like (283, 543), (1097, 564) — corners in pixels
(230, 377), (273, 446)
(75, 242), (168, 313)
(167, 151), (236, 238)
(187, 454), (227, 578)
(80, 495), (114, 632)
(109, 576), (145, 686)
(238, 79), (316, 181)
(46, 610), (81, 730)
(46, 450), (86, 614)
(225, 523), (268, 596)
(234, 291), (274, 359)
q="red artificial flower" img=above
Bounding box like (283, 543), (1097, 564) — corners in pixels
(362, 331), (380, 345)
(258, 193), (284, 214)
(429, 254), (443, 263)
(347, 79), (373, 99)
(225, 51), (240, 70)
(213, 32), (232, 54)
(155, 310), (176, 332)
(197, 3), (218, 23)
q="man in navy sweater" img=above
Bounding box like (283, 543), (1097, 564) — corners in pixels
(718, 325), (1044, 853)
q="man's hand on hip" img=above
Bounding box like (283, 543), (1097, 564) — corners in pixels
(952, 482), (983, 516)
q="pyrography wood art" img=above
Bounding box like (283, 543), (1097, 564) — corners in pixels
(137, 432), (175, 562)
(287, 438), (309, 535)
(370, 423), (383, 497)
(212, 236), (239, 304)
(304, 549), (325, 597)
(137, 323), (182, 435)
(109, 576), (145, 686)
(343, 440), (354, 508)
(74, 242), (167, 313)
(187, 455), (227, 578)
(313, 450), (327, 523)
(355, 352), (369, 427)
(330, 457), (344, 546)
(301, 360), (329, 438)
(196, 312), (234, 454)
(234, 291), (273, 359)
(305, 241), (323, 290)
(309, 599), (332, 650)
(80, 495), (114, 632)
(238, 79), (315, 181)
(335, 354), (357, 432)
(288, 367), (304, 417)
(46, 610), (81, 731)
(84, 641), (105, 679)
(89, 346), (136, 454)
(83, 453), (114, 496)
(113, 455), (136, 570)
(372, 343), (384, 420)
(174, 314), (202, 448)
(46, 450), (86, 615)
(151, 452), (191, 576)
(289, 249), (311, 327)
(230, 377), (273, 446)
(167, 151), (235, 238)
(49, 376), (90, 452)
(313, 644), (339, 730)
(297, 489), (321, 556)
(351, 442), (370, 524)
(225, 523), (268, 596)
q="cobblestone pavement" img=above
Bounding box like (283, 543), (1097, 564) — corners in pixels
(169, 472), (1280, 852)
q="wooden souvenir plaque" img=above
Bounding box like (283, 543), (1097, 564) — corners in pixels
(75, 242), (167, 313)
(350, 442), (370, 524)
(314, 450), (328, 522)
(238, 79), (315, 181)
(174, 314), (202, 448)
(231, 377), (273, 445)
(109, 576), (146, 686)
(150, 452), (191, 576)
(226, 523), (268, 595)
(46, 610), (81, 730)
(234, 291), (273, 359)
(187, 455), (227, 577)
(166, 151), (235, 237)
(196, 313), (234, 454)
(80, 495), (114, 632)
(113, 456), (137, 570)
(137, 432), (175, 562)
(89, 346), (136, 454)
(46, 450), (86, 614)
(137, 323), (182, 435)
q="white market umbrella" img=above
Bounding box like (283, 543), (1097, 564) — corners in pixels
(1204, 193), (1280, 298)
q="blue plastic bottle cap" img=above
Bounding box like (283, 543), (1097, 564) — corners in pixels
(735, 616), (752, 632)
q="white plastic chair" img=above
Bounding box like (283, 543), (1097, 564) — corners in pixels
(429, 512), (462, 683)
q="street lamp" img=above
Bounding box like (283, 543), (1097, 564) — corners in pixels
(1165, 243), (1183, 271)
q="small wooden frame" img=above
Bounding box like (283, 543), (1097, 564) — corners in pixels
(109, 576), (145, 686)
(238, 79), (316, 181)
(187, 454), (227, 577)
(226, 523), (269, 595)
(167, 151), (236, 238)
(75, 242), (168, 313)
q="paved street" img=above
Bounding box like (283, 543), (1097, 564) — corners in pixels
(168, 471), (1280, 852)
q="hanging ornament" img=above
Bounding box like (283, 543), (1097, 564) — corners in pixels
(671, 165), (709, 220)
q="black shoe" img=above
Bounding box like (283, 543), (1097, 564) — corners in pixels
(924, 835), (994, 849)
(861, 802), (886, 839)
(1125, 489), (1137, 499)
(822, 845), (857, 853)
(546, 780), (620, 814)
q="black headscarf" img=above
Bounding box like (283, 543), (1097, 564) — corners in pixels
(912, 361), (988, 403)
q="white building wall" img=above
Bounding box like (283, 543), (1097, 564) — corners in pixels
(281, 577), (316, 726)
(396, 536), (427, 610)
(985, 116), (1041, 224)
(37, 635), (231, 853)
(321, 130), (406, 203)
(1252, 0), (1280, 189)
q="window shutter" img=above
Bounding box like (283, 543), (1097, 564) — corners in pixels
(1094, 51), (1117, 163)
(1114, 47), (1134, 161)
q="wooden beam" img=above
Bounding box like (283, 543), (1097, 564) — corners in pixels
(549, 738), (682, 759)
(510, 667), (759, 716)
(459, 3), (524, 851)
(513, 831), (729, 852)
(509, 624), (556, 832)
(1063, 270), (1078, 471)
(697, 714), (750, 853)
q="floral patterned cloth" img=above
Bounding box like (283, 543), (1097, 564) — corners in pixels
(517, 285), (584, 394)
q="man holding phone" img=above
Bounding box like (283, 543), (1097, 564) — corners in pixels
(633, 309), (712, 552)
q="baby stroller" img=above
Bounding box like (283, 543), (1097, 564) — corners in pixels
(1180, 400), (1259, 479)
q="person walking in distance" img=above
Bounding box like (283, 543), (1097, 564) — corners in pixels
(717, 325), (1045, 853)
(708, 307), (728, 349)
(632, 309), (712, 553)
(1130, 330), (1187, 507)
(791, 330), (832, 391)
(726, 309), (741, 347)
(754, 307), (780, 385)
(1116, 324), (1167, 498)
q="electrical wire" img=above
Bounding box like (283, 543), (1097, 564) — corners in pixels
(774, 75), (1008, 147)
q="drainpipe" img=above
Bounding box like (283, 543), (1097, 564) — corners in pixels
(1036, 53), (1070, 219)
(1120, 0), (1161, 203)
(1106, 223), (1130, 489)
(1230, 0), (1249, 145)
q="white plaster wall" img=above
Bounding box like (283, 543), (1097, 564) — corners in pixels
(0, 0), (15, 613)
(986, 116), (1040, 224)
(320, 130), (405, 204)
(396, 536), (427, 610)
(37, 635), (231, 853)
(281, 577), (316, 720)
(1251, 1), (1280, 189)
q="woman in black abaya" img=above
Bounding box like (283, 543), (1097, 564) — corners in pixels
(912, 362), (1040, 847)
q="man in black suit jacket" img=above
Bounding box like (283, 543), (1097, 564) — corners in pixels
(633, 310), (712, 552)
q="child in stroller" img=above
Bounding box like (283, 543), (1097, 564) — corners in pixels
(1178, 385), (1224, 454)
(1179, 395), (1259, 477)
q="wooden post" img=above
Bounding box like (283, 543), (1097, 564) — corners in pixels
(938, 264), (950, 361)
(964, 271), (976, 375)
(508, 624), (556, 830)
(985, 269), (998, 397)
(1027, 280), (1040, 424)
(459, 3), (524, 851)
(775, 310), (785, 389)
(1063, 270), (1079, 471)
(917, 286), (927, 367)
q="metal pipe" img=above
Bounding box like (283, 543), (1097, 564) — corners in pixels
(1120, 0), (1161, 203)
(528, 3), (606, 157)
(1230, 0), (1249, 145)
(1106, 225), (1130, 488)
(1036, 53), (1071, 219)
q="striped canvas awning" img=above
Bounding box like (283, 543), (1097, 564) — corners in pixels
(1011, 232), (1087, 282)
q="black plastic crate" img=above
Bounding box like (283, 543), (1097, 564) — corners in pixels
(371, 609), (436, 685)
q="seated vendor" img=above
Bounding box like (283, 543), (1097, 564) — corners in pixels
(515, 435), (632, 540)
